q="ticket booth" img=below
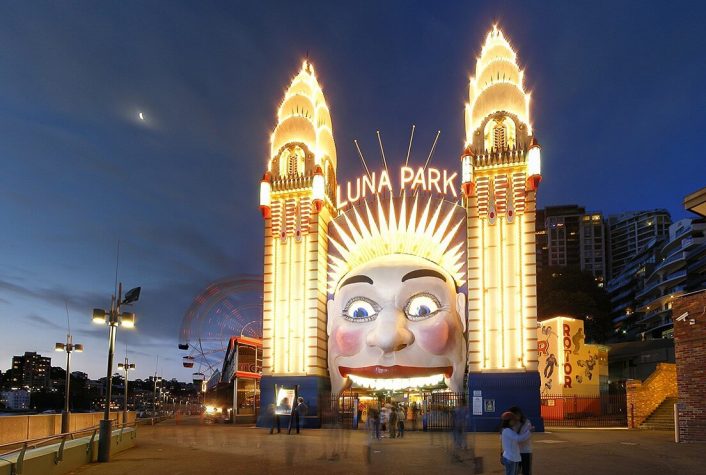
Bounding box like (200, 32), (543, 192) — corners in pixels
(222, 336), (263, 424)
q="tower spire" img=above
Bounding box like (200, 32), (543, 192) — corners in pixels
(259, 59), (337, 381)
(465, 24), (531, 145)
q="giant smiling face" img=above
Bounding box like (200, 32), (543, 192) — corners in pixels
(327, 254), (466, 393)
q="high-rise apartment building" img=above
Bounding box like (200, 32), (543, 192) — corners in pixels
(634, 218), (706, 338)
(607, 210), (671, 279)
(536, 205), (606, 284)
(10, 352), (51, 390)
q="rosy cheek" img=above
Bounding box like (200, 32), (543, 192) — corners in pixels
(333, 327), (364, 356)
(417, 318), (449, 354)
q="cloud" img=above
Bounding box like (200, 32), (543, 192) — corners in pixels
(25, 313), (65, 331)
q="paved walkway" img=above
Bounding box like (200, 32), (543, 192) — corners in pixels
(69, 417), (703, 475)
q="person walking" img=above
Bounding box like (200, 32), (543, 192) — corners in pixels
(380, 404), (389, 435)
(288, 398), (299, 434)
(397, 405), (405, 438)
(295, 397), (307, 432)
(365, 407), (380, 464)
(500, 411), (531, 475)
(509, 406), (533, 475)
(268, 403), (280, 434)
(388, 404), (398, 438)
(411, 401), (420, 431)
(289, 396), (307, 434)
(372, 407), (381, 440)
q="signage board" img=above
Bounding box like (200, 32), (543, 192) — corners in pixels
(275, 385), (295, 415)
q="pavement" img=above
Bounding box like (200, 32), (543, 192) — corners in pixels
(69, 416), (704, 475)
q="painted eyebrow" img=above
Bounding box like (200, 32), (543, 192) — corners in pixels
(340, 275), (374, 288)
(401, 269), (447, 283)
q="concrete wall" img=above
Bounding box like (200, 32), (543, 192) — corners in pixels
(626, 363), (677, 428)
(0, 427), (136, 475)
(0, 412), (135, 446)
(673, 290), (706, 443)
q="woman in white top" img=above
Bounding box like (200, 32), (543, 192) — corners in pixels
(500, 411), (531, 475)
(509, 406), (533, 475)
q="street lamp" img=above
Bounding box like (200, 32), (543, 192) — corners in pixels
(117, 357), (135, 424)
(152, 374), (162, 419)
(92, 283), (140, 463)
(55, 335), (83, 434)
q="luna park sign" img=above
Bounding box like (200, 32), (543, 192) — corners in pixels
(336, 166), (459, 208)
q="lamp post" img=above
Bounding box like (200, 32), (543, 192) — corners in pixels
(152, 374), (162, 419)
(55, 335), (83, 434)
(117, 357), (135, 425)
(92, 283), (140, 463)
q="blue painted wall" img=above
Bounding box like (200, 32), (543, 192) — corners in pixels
(467, 371), (544, 432)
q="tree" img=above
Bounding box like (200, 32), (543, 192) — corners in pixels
(537, 266), (613, 342)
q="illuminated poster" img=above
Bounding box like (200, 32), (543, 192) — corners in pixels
(275, 386), (295, 415)
(537, 316), (603, 396)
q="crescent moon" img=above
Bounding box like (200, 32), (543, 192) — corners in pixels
(139, 112), (145, 120)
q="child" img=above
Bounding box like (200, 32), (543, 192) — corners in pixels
(500, 411), (531, 475)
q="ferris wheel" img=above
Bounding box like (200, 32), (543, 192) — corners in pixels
(177, 275), (263, 383)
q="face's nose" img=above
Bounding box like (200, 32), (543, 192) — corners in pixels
(366, 307), (415, 354)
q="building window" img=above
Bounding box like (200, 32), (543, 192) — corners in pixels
(494, 124), (506, 150)
(483, 116), (516, 151)
(287, 154), (298, 175)
(278, 146), (305, 177)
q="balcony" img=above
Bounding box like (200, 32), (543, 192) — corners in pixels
(637, 307), (670, 325)
(647, 250), (686, 281)
(635, 269), (687, 301)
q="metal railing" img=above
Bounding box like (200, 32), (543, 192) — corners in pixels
(541, 393), (627, 427)
(0, 420), (136, 475)
(135, 415), (171, 426)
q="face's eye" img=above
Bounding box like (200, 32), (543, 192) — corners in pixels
(343, 297), (379, 322)
(405, 293), (441, 320)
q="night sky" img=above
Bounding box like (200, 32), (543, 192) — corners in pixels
(1, 1), (704, 381)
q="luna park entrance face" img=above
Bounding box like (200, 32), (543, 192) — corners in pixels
(325, 389), (465, 431)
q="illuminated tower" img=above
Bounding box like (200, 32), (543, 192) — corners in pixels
(258, 61), (337, 421)
(460, 26), (544, 430)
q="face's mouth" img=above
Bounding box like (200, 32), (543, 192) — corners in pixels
(338, 365), (453, 390)
(339, 365), (452, 378)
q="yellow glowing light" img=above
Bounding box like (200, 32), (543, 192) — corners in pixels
(328, 195), (465, 293)
(527, 144), (541, 176)
(312, 173), (324, 202)
(348, 373), (444, 391)
(480, 213), (486, 370)
(465, 25), (532, 144)
(270, 60), (337, 169)
(336, 166), (458, 208)
(260, 180), (271, 208)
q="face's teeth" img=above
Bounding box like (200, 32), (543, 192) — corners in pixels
(347, 374), (444, 391)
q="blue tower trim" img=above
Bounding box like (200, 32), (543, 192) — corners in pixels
(467, 371), (544, 432)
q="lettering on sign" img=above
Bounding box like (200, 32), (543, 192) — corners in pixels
(563, 323), (572, 388)
(336, 166), (459, 208)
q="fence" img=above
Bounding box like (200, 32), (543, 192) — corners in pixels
(323, 391), (359, 429)
(421, 391), (465, 431)
(541, 392), (627, 427)
(324, 391), (467, 431)
(0, 412), (135, 446)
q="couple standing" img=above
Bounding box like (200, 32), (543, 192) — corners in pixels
(500, 406), (533, 475)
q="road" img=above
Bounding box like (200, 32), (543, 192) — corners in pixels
(69, 416), (703, 475)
